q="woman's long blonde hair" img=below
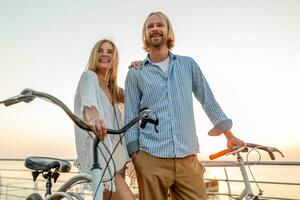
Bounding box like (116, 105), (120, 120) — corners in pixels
(142, 11), (175, 52)
(86, 39), (121, 103)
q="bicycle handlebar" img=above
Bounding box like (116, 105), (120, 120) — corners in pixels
(209, 143), (285, 160)
(0, 89), (36, 106)
(0, 88), (159, 135)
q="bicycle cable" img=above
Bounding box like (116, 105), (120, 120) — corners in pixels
(40, 94), (117, 197)
(82, 129), (116, 200)
(99, 110), (158, 200)
(246, 146), (264, 197)
(93, 110), (158, 200)
(93, 120), (145, 200)
(95, 139), (116, 200)
(86, 118), (144, 200)
(93, 133), (127, 200)
(42, 94), (136, 200)
(0, 89), (157, 200)
(43, 93), (127, 200)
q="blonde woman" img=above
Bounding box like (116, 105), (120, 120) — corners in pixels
(74, 39), (134, 200)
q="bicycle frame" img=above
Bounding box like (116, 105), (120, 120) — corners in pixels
(209, 143), (284, 200)
(91, 138), (103, 200)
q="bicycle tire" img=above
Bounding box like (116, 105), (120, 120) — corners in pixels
(50, 173), (91, 200)
(58, 173), (91, 192)
(26, 193), (43, 200)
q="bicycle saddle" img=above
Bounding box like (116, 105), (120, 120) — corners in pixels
(25, 156), (71, 173)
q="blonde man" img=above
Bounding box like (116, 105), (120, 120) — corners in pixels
(125, 12), (244, 200)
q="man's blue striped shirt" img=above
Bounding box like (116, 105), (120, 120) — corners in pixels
(124, 53), (232, 158)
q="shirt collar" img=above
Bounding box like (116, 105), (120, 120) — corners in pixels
(142, 52), (176, 66)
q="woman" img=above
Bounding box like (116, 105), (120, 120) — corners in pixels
(74, 39), (134, 200)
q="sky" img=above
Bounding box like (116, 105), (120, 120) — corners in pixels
(0, 0), (299, 160)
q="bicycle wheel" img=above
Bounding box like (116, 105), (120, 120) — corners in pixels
(51, 173), (92, 200)
(58, 173), (91, 192)
(26, 193), (43, 200)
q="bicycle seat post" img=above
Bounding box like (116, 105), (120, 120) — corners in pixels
(43, 170), (58, 197)
(46, 172), (52, 197)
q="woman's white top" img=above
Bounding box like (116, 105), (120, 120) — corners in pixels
(74, 70), (129, 191)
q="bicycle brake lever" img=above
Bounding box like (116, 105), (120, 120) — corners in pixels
(149, 118), (159, 133)
(140, 117), (159, 133)
(154, 123), (159, 133)
(225, 146), (247, 156)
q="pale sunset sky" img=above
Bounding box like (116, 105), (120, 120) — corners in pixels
(0, 0), (299, 160)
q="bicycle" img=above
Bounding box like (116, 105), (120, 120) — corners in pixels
(209, 143), (285, 200)
(0, 88), (159, 200)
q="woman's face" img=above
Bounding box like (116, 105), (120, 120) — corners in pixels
(96, 42), (114, 71)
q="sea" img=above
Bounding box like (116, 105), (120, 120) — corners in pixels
(0, 160), (299, 200)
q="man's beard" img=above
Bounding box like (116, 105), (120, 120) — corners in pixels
(147, 30), (167, 48)
(148, 36), (167, 48)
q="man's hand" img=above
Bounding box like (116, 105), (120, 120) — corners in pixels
(131, 152), (138, 160)
(129, 60), (143, 69)
(224, 130), (245, 149)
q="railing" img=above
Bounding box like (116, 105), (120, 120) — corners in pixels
(202, 160), (300, 200)
(1, 159), (300, 200)
(0, 159), (92, 199)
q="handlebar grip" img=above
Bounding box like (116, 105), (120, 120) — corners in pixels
(268, 152), (275, 160)
(1, 99), (21, 106)
(209, 148), (232, 160)
(1, 96), (35, 107)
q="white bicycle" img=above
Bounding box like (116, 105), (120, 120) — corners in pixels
(209, 143), (285, 200)
(0, 88), (159, 200)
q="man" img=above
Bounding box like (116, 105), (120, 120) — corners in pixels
(124, 11), (244, 200)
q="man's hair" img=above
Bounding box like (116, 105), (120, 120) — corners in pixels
(142, 11), (175, 52)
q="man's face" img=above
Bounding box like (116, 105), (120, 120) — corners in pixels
(145, 14), (168, 49)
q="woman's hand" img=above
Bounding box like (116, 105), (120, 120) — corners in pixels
(88, 116), (107, 140)
(129, 60), (143, 69)
(84, 106), (107, 140)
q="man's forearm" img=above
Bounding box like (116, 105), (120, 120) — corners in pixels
(223, 129), (234, 139)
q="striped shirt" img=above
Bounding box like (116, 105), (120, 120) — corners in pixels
(124, 53), (232, 158)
